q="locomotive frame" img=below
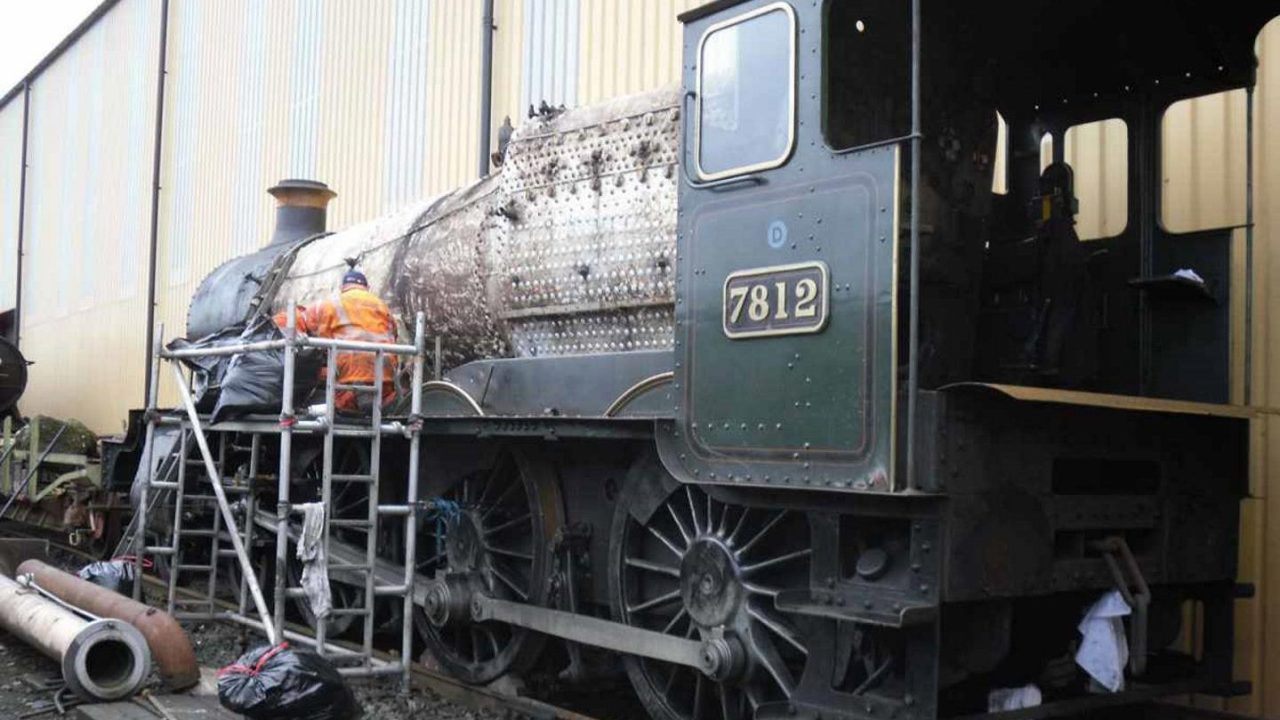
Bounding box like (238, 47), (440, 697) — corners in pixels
(101, 1), (1280, 719)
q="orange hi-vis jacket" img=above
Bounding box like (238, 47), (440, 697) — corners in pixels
(275, 285), (398, 411)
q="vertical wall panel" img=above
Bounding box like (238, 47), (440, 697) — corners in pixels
(18, 0), (159, 432)
(424, 0), (481, 196)
(522, 0), (578, 110)
(1163, 90), (1249, 233)
(1063, 118), (1129, 241)
(0, 102), (22, 313)
(154, 0), (439, 406)
(489, 0), (525, 169)
(384, 0), (432, 211)
(578, 0), (701, 105)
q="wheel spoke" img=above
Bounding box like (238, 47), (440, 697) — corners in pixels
(734, 511), (788, 557)
(749, 631), (796, 696)
(418, 549), (447, 570)
(480, 478), (521, 521)
(743, 547), (811, 575)
(747, 604), (808, 655)
(626, 556), (680, 578)
(727, 507), (752, 546)
(475, 453), (509, 507)
(485, 544), (534, 562)
(719, 684), (744, 720)
(661, 607), (689, 635)
(484, 512), (531, 537)
(662, 663), (680, 695)
(627, 589), (681, 615)
(482, 627), (501, 657)
(646, 524), (686, 560)
(717, 502), (731, 537)
(693, 674), (705, 720)
(489, 563), (529, 601)
(667, 503), (693, 545)
(686, 487), (702, 536)
(706, 492), (714, 537)
(744, 582), (781, 598)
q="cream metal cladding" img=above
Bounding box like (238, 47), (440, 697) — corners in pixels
(0, 102), (22, 313)
(578, 0), (702, 104)
(18, 0), (158, 433)
(153, 0), (449, 405)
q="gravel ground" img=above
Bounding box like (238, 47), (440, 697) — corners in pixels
(0, 625), (68, 719)
(0, 543), (510, 720)
(187, 618), (507, 720)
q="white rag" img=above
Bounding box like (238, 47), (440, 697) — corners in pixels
(987, 684), (1042, 711)
(1074, 590), (1131, 692)
(295, 502), (331, 619)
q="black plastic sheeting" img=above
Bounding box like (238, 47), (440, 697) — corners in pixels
(186, 242), (295, 341)
(76, 560), (141, 596)
(217, 644), (360, 720)
(168, 317), (322, 422)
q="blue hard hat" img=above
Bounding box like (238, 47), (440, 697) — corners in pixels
(342, 270), (368, 288)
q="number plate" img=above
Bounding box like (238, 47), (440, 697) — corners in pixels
(722, 261), (829, 339)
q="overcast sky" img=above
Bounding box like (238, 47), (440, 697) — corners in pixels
(0, 0), (101, 94)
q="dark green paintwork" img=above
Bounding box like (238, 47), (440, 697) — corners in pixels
(658, 0), (901, 493)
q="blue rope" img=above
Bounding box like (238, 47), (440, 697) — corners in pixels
(424, 497), (462, 539)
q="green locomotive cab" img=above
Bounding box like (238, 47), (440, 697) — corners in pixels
(649, 1), (1277, 717)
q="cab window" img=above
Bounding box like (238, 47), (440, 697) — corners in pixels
(696, 3), (796, 180)
(823, 0), (910, 150)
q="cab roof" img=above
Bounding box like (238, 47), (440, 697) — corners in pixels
(681, 0), (1280, 118)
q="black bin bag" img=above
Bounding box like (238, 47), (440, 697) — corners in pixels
(169, 317), (321, 422)
(218, 643), (360, 720)
(166, 324), (243, 412)
(77, 559), (144, 595)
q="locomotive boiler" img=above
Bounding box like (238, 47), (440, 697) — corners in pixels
(107, 1), (1279, 719)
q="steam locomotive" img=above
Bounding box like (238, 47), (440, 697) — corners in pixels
(92, 1), (1279, 718)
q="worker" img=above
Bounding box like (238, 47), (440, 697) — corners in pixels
(274, 269), (398, 413)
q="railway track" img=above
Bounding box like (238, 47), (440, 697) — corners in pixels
(0, 525), (1245, 720)
(0, 523), (604, 720)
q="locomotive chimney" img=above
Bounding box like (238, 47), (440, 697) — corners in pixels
(266, 178), (336, 246)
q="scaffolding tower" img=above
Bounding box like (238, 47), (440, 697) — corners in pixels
(128, 310), (426, 687)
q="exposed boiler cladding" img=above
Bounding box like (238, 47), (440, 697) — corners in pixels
(184, 90), (680, 370)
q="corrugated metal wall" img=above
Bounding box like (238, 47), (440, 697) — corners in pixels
(578, 0), (701, 104)
(0, 102), (22, 313)
(11, 0), (698, 421)
(18, 0), (158, 432)
(152, 0), (448, 403)
(1063, 118), (1129, 240)
(522, 0), (579, 109)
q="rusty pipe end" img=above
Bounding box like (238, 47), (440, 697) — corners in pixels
(17, 559), (199, 691)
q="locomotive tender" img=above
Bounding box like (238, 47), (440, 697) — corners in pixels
(105, 1), (1280, 718)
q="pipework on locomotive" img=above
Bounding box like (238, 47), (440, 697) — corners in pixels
(73, 1), (1280, 719)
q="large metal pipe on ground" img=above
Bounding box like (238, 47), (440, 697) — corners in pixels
(0, 572), (150, 700)
(17, 559), (198, 690)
